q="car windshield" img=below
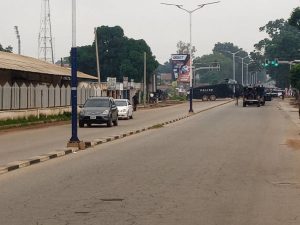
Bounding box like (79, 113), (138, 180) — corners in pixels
(115, 100), (127, 106)
(84, 98), (109, 107)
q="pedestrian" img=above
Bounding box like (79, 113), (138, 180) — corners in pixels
(234, 89), (240, 106)
(132, 93), (139, 111)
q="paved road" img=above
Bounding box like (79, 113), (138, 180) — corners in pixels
(0, 100), (228, 166)
(1, 100), (300, 225)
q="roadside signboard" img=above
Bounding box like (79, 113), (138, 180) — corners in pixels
(123, 77), (128, 89)
(171, 54), (190, 83)
(107, 77), (117, 90)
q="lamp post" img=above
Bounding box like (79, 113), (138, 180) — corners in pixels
(69, 0), (80, 144)
(224, 50), (241, 89)
(236, 55), (250, 86)
(244, 61), (255, 85)
(161, 1), (220, 113)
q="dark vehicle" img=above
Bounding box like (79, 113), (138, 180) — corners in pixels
(264, 92), (272, 101)
(192, 84), (234, 101)
(243, 86), (265, 107)
(79, 97), (118, 127)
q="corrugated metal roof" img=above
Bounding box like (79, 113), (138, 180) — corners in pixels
(0, 51), (97, 80)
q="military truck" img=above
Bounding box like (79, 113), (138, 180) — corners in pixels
(192, 84), (235, 101)
(242, 86), (265, 107)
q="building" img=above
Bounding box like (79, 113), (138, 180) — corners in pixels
(0, 51), (97, 86)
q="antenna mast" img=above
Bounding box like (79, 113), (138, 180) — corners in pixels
(38, 0), (54, 63)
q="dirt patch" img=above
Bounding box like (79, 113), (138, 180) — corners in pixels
(286, 139), (300, 150)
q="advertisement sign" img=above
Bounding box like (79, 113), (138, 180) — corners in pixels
(171, 54), (190, 83)
(123, 77), (128, 89)
(107, 77), (117, 90)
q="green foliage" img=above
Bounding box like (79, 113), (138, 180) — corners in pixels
(213, 42), (244, 56)
(0, 44), (13, 53)
(76, 26), (159, 83)
(290, 64), (300, 90)
(255, 18), (300, 88)
(193, 53), (233, 85)
(193, 42), (255, 85)
(77, 45), (96, 76)
(0, 112), (71, 129)
(288, 7), (300, 30)
(156, 61), (172, 74)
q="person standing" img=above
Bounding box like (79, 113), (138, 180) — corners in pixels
(132, 93), (139, 111)
(235, 89), (240, 106)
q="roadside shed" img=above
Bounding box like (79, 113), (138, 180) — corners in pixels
(0, 51), (97, 86)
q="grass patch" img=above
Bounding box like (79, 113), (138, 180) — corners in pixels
(0, 112), (71, 128)
(149, 124), (164, 129)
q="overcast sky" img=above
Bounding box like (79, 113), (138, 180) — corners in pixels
(0, 0), (299, 64)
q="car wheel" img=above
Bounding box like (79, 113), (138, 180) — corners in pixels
(113, 117), (118, 126)
(210, 95), (216, 101)
(79, 121), (84, 128)
(202, 95), (208, 101)
(243, 102), (246, 107)
(107, 117), (112, 127)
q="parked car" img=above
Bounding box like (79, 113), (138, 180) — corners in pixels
(79, 97), (118, 127)
(115, 99), (133, 119)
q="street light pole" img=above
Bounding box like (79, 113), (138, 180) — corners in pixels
(69, 0), (80, 144)
(244, 61), (255, 85)
(236, 55), (250, 86)
(161, 1), (220, 113)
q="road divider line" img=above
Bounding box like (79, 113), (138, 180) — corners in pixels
(0, 100), (233, 176)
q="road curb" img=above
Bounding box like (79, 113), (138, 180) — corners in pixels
(0, 100), (233, 175)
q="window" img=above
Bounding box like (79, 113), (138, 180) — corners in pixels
(84, 98), (110, 107)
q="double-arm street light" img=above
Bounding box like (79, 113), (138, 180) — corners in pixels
(224, 50), (241, 89)
(244, 60), (255, 85)
(161, 1), (220, 113)
(236, 55), (250, 86)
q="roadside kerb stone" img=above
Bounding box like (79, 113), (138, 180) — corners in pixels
(0, 148), (77, 175)
(0, 99), (233, 176)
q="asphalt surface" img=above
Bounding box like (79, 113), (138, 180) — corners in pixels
(1, 99), (300, 225)
(0, 100), (229, 166)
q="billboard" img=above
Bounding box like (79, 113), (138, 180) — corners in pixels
(171, 54), (190, 83)
(107, 77), (117, 90)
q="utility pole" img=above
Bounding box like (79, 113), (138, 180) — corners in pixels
(94, 27), (101, 85)
(143, 52), (147, 106)
(14, 26), (21, 55)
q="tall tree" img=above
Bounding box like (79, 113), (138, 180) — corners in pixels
(193, 53), (232, 85)
(76, 26), (159, 83)
(290, 64), (300, 90)
(176, 41), (196, 58)
(288, 7), (300, 30)
(255, 19), (300, 88)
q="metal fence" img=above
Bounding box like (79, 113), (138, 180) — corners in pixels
(0, 82), (103, 111)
